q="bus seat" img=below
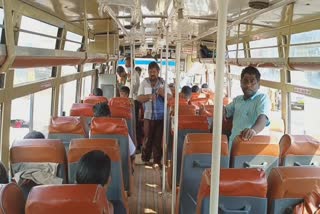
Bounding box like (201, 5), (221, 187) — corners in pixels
(69, 103), (94, 125)
(169, 116), (210, 186)
(68, 139), (128, 214)
(83, 95), (108, 105)
(0, 183), (25, 214)
(196, 168), (267, 214)
(199, 105), (214, 117)
(189, 98), (209, 108)
(48, 116), (88, 151)
(90, 117), (131, 193)
(279, 134), (320, 166)
(177, 133), (228, 214)
(10, 139), (67, 198)
(171, 105), (198, 116)
(26, 184), (113, 214)
(231, 135), (280, 175)
(109, 97), (136, 148)
(168, 97), (189, 107)
(268, 166), (320, 214)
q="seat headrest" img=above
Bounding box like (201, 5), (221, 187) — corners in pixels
(178, 116), (209, 130)
(90, 117), (128, 136)
(268, 166), (320, 200)
(189, 98), (209, 107)
(109, 97), (131, 107)
(49, 116), (87, 135)
(110, 106), (132, 119)
(0, 183), (25, 214)
(183, 133), (228, 156)
(232, 135), (280, 157)
(172, 105), (197, 116)
(70, 103), (94, 117)
(83, 96), (108, 105)
(220, 168), (267, 198)
(168, 98), (189, 107)
(68, 138), (121, 163)
(10, 139), (66, 163)
(279, 134), (320, 157)
(26, 184), (111, 214)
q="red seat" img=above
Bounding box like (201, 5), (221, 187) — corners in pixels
(26, 184), (113, 214)
(0, 183), (25, 214)
(171, 105), (198, 116)
(49, 116), (88, 137)
(83, 95), (108, 105)
(199, 105), (214, 117)
(69, 103), (94, 117)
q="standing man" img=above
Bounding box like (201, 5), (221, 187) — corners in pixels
(137, 62), (172, 167)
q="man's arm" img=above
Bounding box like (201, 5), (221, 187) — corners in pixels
(137, 94), (156, 103)
(241, 114), (268, 140)
(157, 86), (172, 99)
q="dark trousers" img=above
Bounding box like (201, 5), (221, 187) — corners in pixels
(134, 100), (143, 148)
(141, 119), (163, 164)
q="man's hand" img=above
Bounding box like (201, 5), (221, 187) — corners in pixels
(157, 87), (165, 97)
(240, 128), (257, 141)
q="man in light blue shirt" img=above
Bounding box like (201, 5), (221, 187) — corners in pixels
(225, 66), (271, 149)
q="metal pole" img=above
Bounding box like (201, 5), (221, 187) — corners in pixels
(171, 29), (181, 214)
(210, 0), (229, 213)
(130, 43), (134, 98)
(160, 48), (163, 78)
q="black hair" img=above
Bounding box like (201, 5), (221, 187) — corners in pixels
(201, 83), (209, 88)
(120, 86), (130, 95)
(116, 66), (126, 75)
(0, 162), (8, 184)
(241, 66), (261, 81)
(24, 131), (45, 139)
(76, 150), (111, 186)
(148, 61), (160, 71)
(93, 102), (111, 117)
(191, 85), (200, 93)
(181, 86), (192, 99)
(92, 88), (103, 96)
(135, 66), (142, 72)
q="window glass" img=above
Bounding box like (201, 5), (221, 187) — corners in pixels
(14, 67), (52, 85)
(33, 88), (52, 137)
(10, 95), (30, 145)
(0, 8), (4, 40)
(18, 16), (58, 49)
(83, 63), (94, 71)
(82, 75), (92, 99)
(227, 43), (244, 58)
(259, 67), (280, 82)
(250, 37), (278, 58)
(230, 78), (242, 98)
(290, 70), (320, 89)
(290, 30), (320, 57)
(64, 32), (82, 51)
(61, 65), (78, 76)
(60, 80), (76, 116)
(229, 65), (244, 75)
(290, 93), (320, 139)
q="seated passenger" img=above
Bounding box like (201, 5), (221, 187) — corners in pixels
(119, 86), (130, 98)
(201, 83), (209, 89)
(23, 131), (45, 139)
(92, 88), (103, 96)
(0, 161), (8, 184)
(180, 86), (192, 102)
(76, 150), (114, 214)
(191, 85), (200, 93)
(224, 66), (271, 149)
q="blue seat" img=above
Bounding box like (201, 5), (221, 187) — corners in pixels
(231, 135), (280, 175)
(197, 168), (268, 214)
(68, 138), (128, 214)
(177, 133), (229, 214)
(279, 134), (320, 166)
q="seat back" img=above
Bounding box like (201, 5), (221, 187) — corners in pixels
(231, 135), (280, 174)
(83, 95), (108, 105)
(10, 139), (67, 197)
(178, 133), (229, 214)
(279, 134), (320, 166)
(197, 168), (267, 214)
(69, 103), (94, 125)
(26, 184), (112, 214)
(0, 183), (25, 214)
(48, 116), (88, 151)
(68, 139), (128, 213)
(90, 117), (131, 193)
(268, 166), (320, 214)
(189, 98), (209, 108)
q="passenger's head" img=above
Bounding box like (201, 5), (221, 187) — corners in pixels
(119, 86), (130, 98)
(93, 102), (111, 117)
(148, 61), (160, 82)
(92, 88), (103, 96)
(76, 150), (111, 187)
(125, 56), (134, 70)
(180, 86), (192, 100)
(135, 66), (142, 76)
(0, 162), (8, 184)
(191, 85), (200, 93)
(24, 131), (45, 139)
(240, 66), (260, 99)
(201, 83), (209, 89)
(116, 66), (126, 78)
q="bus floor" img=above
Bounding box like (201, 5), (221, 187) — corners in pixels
(129, 154), (171, 214)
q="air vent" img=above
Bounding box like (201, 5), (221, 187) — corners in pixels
(249, 0), (270, 9)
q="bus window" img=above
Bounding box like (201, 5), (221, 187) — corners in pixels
(290, 30), (320, 57)
(18, 16), (58, 49)
(82, 75), (92, 99)
(14, 67), (52, 85)
(230, 65), (244, 75)
(290, 93), (320, 139)
(258, 68), (280, 82)
(64, 31), (82, 52)
(10, 95), (31, 145)
(0, 8), (4, 41)
(227, 43), (244, 58)
(250, 37), (278, 58)
(291, 70), (320, 89)
(33, 88), (52, 137)
(61, 65), (78, 76)
(60, 80), (76, 116)
(83, 63), (94, 71)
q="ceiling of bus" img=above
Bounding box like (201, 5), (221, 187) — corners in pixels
(20, 0), (320, 47)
